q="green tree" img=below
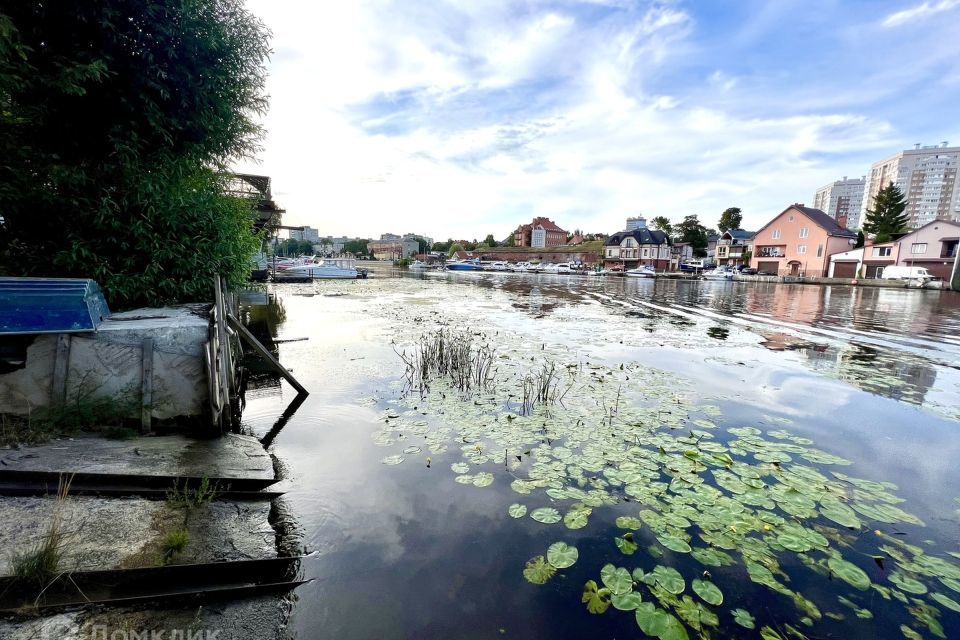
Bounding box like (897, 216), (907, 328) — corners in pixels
(650, 216), (673, 235)
(862, 183), (909, 243)
(0, 2), (270, 308)
(855, 230), (865, 249)
(675, 215), (708, 256)
(448, 243), (464, 257)
(343, 239), (369, 256)
(718, 207), (743, 233)
(432, 240), (452, 252)
(483, 234), (498, 247)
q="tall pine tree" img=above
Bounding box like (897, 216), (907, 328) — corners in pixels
(862, 183), (909, 243)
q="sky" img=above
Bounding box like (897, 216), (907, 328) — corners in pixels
(234, 0), (960, 240)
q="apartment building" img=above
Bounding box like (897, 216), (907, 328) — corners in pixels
(862, 142), (960, 228)
(813, 176), (865, 229)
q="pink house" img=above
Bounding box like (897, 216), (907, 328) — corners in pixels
(894, 220), (960, 280)
(752, 205), (857, 276)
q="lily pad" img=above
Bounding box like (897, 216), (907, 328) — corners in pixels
(645, 565), (685, 595)
(508, 503), (527, 518)
(600, 564), (634, 595)
(530, 507), (562, 524)
(732, 608), (755, 629)
(563, 505), (591, 529)
(582, 579), (612, 614)
(450, 462), (470, 474)
(616, 536), (638, 555)
(828, 557), (871, 591)
(381, 455), (404, 465)
(889, 571), (927, 595)
(612, 591), (643, 611)
(523, 556), (556, 585)
(546, 542), (578, 569)
(931, 592), (960, 613)
(691, 578), (723, 606)
(472, 472), (494, 487)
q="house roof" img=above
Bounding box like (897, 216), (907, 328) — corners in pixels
(894, 219), (960, 244)
(756, 205), (857, 238)
(722, 229), (755, 240)
(605, 228), (671, 247)
(531, 216), (566, 233)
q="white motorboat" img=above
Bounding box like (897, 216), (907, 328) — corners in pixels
(702, 267), (735, 281)
(625, 265), (657, 278)
(513, 261), (532, 272)
(408, 260), (429, 269)
(489, 261), (509, 271)
(284, 258), (360, 279)
(556, 263), (572, 274)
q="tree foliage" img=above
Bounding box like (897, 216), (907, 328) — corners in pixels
(448, 243), (464, 257)
(650, 216), (673, 235)
(718, 207), (743, 233)
(274, 238), (315, 257)
(343, 239), (370, 256)
(0, 1), (271, 308)
(483, 234), (498, 247)
(674, 215), (709, 256)
(863, 183), (909, 243)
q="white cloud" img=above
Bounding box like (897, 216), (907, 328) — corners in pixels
(234, 1), (935, 240)
(882, 0), (960, 27)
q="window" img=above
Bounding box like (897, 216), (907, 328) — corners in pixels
(942, 241), (958, 258)
(816, 244), (823, 257)
(872, 247), (892, 257)
(911, 243), (928, 254)
(798, 245), (807, 255)
(642, 248), (648, 257)
(772, 229), (781, 239)
(799, 227), (809, 238)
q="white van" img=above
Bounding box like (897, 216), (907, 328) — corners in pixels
(880, 266), (933, 282)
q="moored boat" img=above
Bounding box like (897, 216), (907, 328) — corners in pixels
(283, 257), (362, 279)
(446, 258), (482, 271)
(625, 265), (657, 278)
(702, 266), (735, 281)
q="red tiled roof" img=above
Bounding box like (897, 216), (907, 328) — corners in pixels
(531, 217), (566, 233)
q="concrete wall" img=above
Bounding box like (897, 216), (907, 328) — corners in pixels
(0, 306), (209, 421)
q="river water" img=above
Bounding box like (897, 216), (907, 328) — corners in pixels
(240, 272), (960, 640)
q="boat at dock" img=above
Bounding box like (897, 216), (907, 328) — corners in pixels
(625, 265), (657, 278)
(702, 266), (735, 281)
(446, 258), (482, 271)
(282, 257), (364, 279)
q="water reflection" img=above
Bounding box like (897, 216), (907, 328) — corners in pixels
(238, 275), (960, 640)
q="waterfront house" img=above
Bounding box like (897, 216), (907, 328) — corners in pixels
(715, 229), (755, 266)
(603, 221), (671, 270)
(670, 242), (694, 270)
(860, 238), (900, 278)
(752, 204), (857, 276)
(513, 217), (568, 248)
(892, 220), (960, 279)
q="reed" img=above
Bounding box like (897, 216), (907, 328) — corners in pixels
(395, 329), (497, 396)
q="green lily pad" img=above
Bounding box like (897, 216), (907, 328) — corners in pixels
(931, 592), (960, 612)
(546, 542), (578, 569)
(889, 571), (927, 595)
(616, 515), (643, 529)
(381, 455), (404, 465)
(732, 608), (755, 629)
(900, 625), (923, 640)
(657, 533), (692, 554)
(760, 626), (784, 640)
(692, 578), (723, 606)
(472, 472), (494, 487)
(616, 536), (638, 555)
(450, 462), (470, 473)
(523, 556), (556, 585)
(582, 580), (612, 614)
(600, 564), (634, 595)
(508, 503), (527, 518)
(563, 505), (591, 529)
(635, 603), (689, 640)
(820, 500), (861, 529)
(645, 565), (685, 594)
(828, 557), (871, 591)
(612, 591), (643, 611)
(530, 507), (562, 524)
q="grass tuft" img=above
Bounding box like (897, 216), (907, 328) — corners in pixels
(11, 476), (72, 587)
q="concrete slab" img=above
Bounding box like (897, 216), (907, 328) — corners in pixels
(0, 434), (274, 481)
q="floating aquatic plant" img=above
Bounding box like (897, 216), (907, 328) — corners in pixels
(523, 556), (556, 585)
(377, 308), (960, 639)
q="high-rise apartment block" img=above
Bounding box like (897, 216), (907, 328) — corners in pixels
(813, 176), (865, 229)
(862, 142), (960, 228)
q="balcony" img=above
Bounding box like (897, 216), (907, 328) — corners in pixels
(756, 246), (785, 258)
